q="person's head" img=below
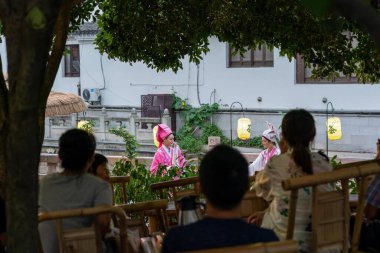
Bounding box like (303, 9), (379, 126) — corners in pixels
(58, 128), (96, 173)
(90, 153), (110, 181)
(163, 133), (175, 148)
(261, 136), (275, 149)
(199, 145), (249, 210)
(262, 123), (277, 149)
(281, 109), (316, 174)
(156, 124), (173, 148)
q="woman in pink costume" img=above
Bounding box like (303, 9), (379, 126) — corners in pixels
(150, 124), (186, 175)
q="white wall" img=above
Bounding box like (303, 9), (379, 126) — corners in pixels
(0, 39), (7, 74)
(0, 34), (377, 112)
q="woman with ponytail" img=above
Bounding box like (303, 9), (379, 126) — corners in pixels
(248, 109), (333, 253)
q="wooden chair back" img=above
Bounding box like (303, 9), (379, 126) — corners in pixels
(239, 190), (269, 220)
(151, 176), (200, 226)
(185, 240), (298, 253)
(282, 159), (380, 253)
(150, 176), (200, 200)
(38, 205), (128, 253)
(109, 176), (130, 204)
(117, 199), (169, 235)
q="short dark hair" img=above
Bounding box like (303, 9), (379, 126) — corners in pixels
(58, 129), (96, 173)
(90, 153), (108, 174)
(199, 145), (249, 210)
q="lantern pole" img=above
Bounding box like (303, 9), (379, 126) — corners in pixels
(230, 101), (244, 146)
(326, 101), (334, 157)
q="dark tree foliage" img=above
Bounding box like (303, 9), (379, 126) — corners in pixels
(96, 0), (380, 83)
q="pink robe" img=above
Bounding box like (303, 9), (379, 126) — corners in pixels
(150, 145), (186, 175)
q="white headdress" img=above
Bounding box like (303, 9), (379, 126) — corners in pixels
(262, 122), (278, 144)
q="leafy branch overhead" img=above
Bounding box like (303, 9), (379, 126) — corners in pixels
(95, 0), (380, 83)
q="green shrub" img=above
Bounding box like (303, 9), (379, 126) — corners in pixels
(111, 159), (198, 204)
(232, 136), (263, 149)
(109, 127), (138, 158)
(200, 123), (229, 144)
(112, 159), (157, 203)
(178, 135), (203, 154)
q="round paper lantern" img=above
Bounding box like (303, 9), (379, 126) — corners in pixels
(327, 117), (342, 140)
(237, 118), (251, 140)
(153, 125), (159, 147)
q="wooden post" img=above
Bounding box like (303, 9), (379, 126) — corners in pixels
(286, 189), (298, 240)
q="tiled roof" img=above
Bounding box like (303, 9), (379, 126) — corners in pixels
(71, 22), (98, 36)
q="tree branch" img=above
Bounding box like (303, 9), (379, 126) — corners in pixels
(332, 0), (380, 48)
(42, 0), (74, 101)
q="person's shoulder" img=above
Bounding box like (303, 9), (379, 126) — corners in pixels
(267, 153), (291, 168)
(311, 151), (332, 172)
(155, 147), (165, 154)
(163, 223), (193, 248)
(244, 223), (279, 241)
(39, 173), (63, 186)
(83, 173), (108, 185)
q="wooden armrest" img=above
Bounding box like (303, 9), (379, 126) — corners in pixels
(109, 176), (130, 184)
(116, 199), (168, 213)
(151, 176), (199, 191)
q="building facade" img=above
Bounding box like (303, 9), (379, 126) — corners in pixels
(2, 24), (380, 155)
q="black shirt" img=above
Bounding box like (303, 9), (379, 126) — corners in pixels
(162, 217), (278, 253)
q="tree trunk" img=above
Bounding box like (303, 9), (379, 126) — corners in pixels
(0, 1), (64, 252)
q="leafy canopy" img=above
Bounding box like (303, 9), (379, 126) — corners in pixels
(95, 0), (380, 83)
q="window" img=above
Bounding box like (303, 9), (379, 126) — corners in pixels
(296, 55), (357, 84)
(64, 44), (80, 77)
(228, 44), (274, 68)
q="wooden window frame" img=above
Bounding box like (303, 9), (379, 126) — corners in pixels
(227, 44), (274, 68)
(64, 44), (80, 77)
(296, 57), (358, 84)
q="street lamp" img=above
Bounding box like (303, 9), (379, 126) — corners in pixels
(230, 102), (251, 146)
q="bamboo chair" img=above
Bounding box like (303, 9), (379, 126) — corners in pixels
(116, 199), (169, 235)
(282, 159), (380, 253)
(38, 205), (128, 253)
(151, 176), (200, 200)
(151, 176), (200, 225)
(109, 176), (131, 205)
(239, 190), (269, 220)
(185, 240), (298, 253)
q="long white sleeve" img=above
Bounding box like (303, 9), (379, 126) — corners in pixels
(248, 152), (265, 176)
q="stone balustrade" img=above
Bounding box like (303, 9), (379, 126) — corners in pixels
(39, 153), (154, 176)
(44, 107), (171, 144)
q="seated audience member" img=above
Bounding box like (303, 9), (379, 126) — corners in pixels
(39, 129), (112, 253)
(90, 153), (110, 182)
(365, 138), (380, 220)
(0, 196), (5, 251)
(162, 145), (278, 253)
(248, 109), (333, 253)
(355, 139), (380, 252)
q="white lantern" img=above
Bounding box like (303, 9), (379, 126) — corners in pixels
(327, 117), (342, 140)
(237, 118), (251, 140)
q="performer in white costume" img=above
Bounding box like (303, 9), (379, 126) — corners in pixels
(248, 122), (280, 176)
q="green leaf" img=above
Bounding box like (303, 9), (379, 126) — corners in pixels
(301, 0), (332, 17)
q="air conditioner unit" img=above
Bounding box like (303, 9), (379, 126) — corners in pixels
(82, 88), (100, 102)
